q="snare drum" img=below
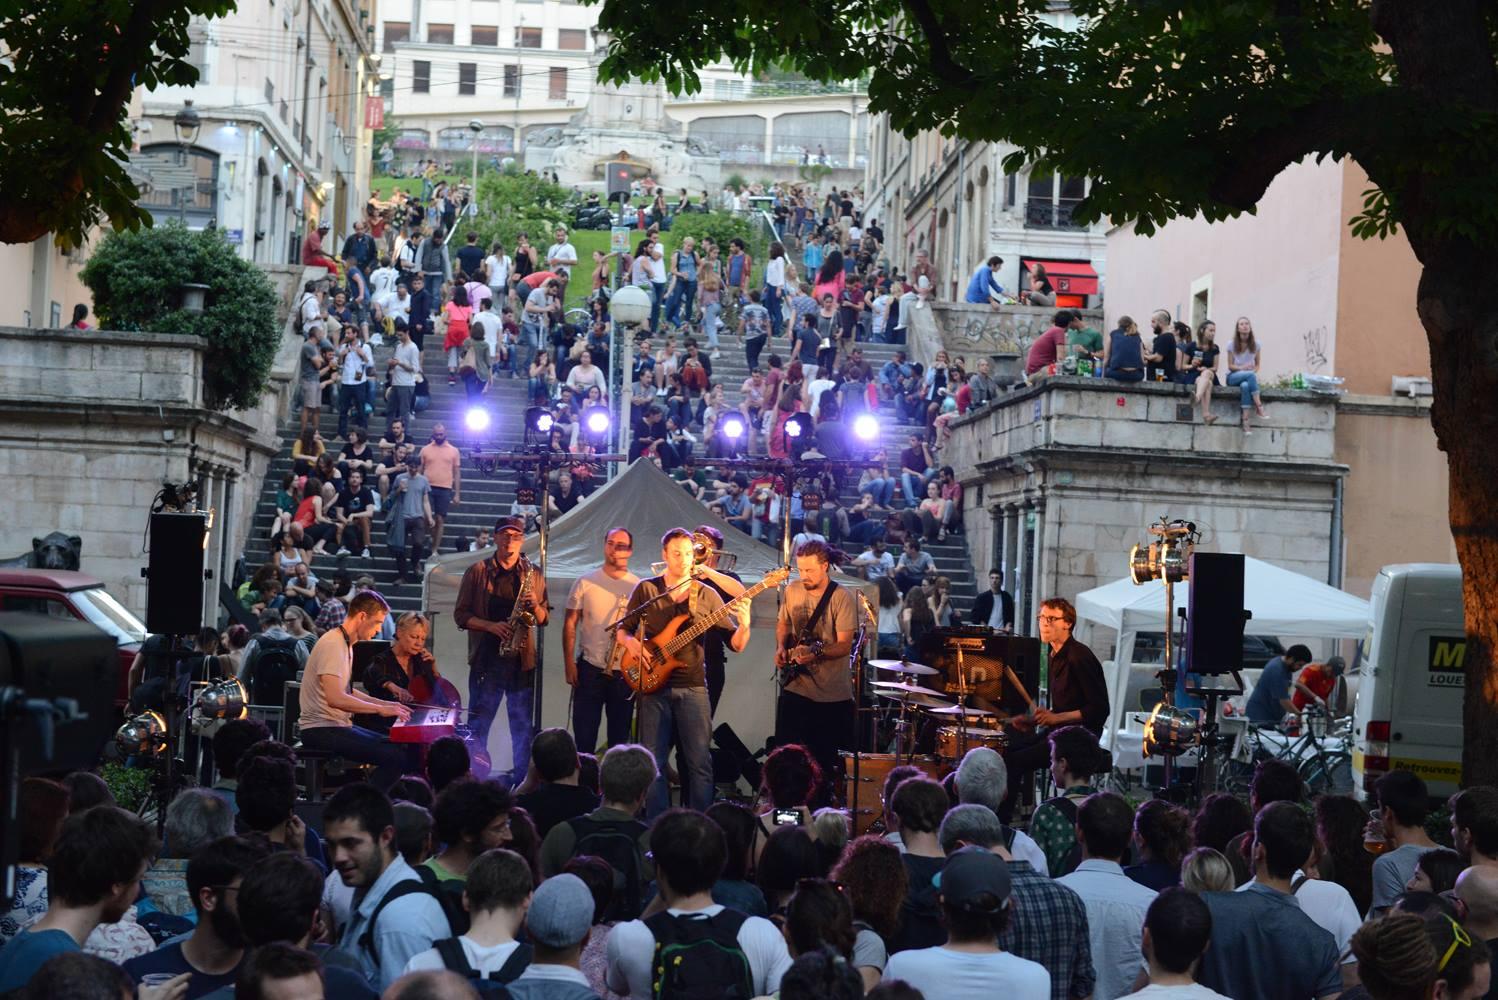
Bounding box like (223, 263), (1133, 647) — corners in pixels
(935, 726), (1008, 761)
(840, 752), (946, 835)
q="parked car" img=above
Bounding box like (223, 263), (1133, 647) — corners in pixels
(0, 569), (145, 706)
(1133, 632), (1287, 672)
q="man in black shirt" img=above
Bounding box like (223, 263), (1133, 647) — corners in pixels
(1146, 309), (1178, 382)
(1001, 596), (1109, 818)
(516, 727), (600, 837)
(971, 569), (1016, 632)
(455, 231), (485, 278)
(332, 469), (377, 558)
(616, 528), (749, 817)
(691, 526), (746, 718)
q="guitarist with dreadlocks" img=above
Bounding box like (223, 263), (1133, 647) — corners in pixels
(616, 527), (751, 817)
(775, 539), (860, 805)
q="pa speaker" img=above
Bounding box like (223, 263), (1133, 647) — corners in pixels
(145, 512), (208, 635)
(0, 612), (118, 775)
(605, 161), (631, 200)
(1187, 552), (1247, 674)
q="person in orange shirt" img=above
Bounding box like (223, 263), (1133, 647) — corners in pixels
(419, 423), (462, 555)
(1290, 656), (1346, 715)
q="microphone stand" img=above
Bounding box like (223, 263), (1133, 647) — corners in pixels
(848, 592), (875, 816)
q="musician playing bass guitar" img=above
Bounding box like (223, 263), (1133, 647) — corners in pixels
(615, 527), (750, 818)
(775, 540), (859, 804)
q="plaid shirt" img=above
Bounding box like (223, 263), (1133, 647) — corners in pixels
(314, 596), (347, 633)
(999, 860), (1096, 1000)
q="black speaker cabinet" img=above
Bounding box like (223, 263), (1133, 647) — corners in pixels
(145, 512), (208, 635)
(1187, 552), (1247, 675)
(917, 629), (1043, 718)
(0, 612), (118, 775)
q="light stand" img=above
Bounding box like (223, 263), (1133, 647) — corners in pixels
(1128, 516), (1199, 792)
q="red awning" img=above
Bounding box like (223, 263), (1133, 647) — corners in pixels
(1022, 258), (1099, 296)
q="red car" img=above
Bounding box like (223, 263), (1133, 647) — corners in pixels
(0, 569), (147, 706)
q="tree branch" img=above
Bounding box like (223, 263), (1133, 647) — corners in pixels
(901, 0), (977, 88)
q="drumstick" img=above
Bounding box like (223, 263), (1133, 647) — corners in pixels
(1004, 664), (1038, 710)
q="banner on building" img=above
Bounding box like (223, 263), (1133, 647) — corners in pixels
(365, 96), (384, 130)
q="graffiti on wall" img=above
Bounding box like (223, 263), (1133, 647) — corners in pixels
(1303, 326), (1329, 373)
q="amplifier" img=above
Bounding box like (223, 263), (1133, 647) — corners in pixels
(917, 629), (1042, 718)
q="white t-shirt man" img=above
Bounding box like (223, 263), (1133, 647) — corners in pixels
(339, 341), (372, 387)
(882, 947), (1050, 1000)
(524, 286), (552, 328)
(299, 291), (322, 329)
(605, 905), (791, 1000)
(546, 240), (578, 277)
(386, 291), (411, 324)
(647, 250), (667, 284)
(1235, 872), (1361, 964)
(566, 568), (640, 668)
(392, 339), (421, 388)
(403, 937), (524, 977)
(369, 266), (398, 305)
(1121, 985), (1233, 999)
(472, 309), (502, 358)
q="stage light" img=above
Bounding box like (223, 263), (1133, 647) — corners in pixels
(720, 415), (746, 439)
(853, 413), (881, 442)
(1142, 702), (1201, 758)
(583, 405), (611, 435)
(784, 417), (804, 438)
(537, 413), (554, 433)
(464, 406), (491, 433)
(115, 711), (168, 758)
(195, 677), (247, 721)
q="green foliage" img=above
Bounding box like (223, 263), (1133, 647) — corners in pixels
(724, 172), (749, 192)
(472, 170), (572, 249)
(589, 0), (1498, 249)
(371, 120), (401, 175)
(666, 211), (757, 258)
(100, 763), (151, 814)
(0, 0), (236, 248)
(81, 221), (281, 412)
(798, 163), (834, 186)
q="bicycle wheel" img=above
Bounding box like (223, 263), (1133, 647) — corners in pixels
(1299, 751), (1353, 795)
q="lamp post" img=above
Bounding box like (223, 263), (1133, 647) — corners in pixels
(608, 284), (651, 472)
(174, 100), (202, 223)
(468, 119), (484, 214)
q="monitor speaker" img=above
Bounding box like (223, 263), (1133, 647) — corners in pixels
(1187, 552), (1247, 674)
(145, 512), (208, 635)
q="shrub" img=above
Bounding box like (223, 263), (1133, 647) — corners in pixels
(472, 169), (572, 250)
(668, 211), (760, 258)
(81, 221), (280, 411)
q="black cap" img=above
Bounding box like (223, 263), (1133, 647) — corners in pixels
(493, 515), (526, 536)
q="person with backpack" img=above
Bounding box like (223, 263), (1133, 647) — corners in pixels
(423, 779), (517, 908)
(539, 745), (654, 925)
(604, 809), (790, 1000)
(238, 610), (308, 709)
(884, 777), (951, 954)
(404, 848), (534, 986)
(1028, 726), (1111, 879)
(326, 783), (453, 991)
(505, 873), (600, 1000)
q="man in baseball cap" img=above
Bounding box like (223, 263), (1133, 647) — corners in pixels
(302, 218), (337, 274)
(883, 846), (1050, 995)
(494, 515), (527, 536)
(506, 873), (595, 1000)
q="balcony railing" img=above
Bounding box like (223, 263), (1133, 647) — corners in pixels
(1025, 198), (1086, 230)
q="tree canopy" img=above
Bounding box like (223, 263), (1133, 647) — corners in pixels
(590, 0), (1498, 247)
(0, 0), (233, 249)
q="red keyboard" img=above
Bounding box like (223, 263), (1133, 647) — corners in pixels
(389, 707), (457, 744)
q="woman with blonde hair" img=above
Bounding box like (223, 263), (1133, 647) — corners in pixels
(1180, 846), (1236, 893)
(1226, 315), (1266, 433)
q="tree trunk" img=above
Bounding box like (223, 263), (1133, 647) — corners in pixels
(1416, 264), (1498, 788)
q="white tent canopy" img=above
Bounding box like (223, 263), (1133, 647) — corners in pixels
(1074, 556), (1371, 747)
(423, 458), (871, 772)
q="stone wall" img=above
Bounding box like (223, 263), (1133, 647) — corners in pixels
(0, 309), (303, 619)
(905, 299), (1106, 381)
(938, 377), (1346, 634)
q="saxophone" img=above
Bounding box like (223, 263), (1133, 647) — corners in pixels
(499, 556), (537, 661)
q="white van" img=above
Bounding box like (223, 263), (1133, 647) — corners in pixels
(1350, 563), (1464, 798)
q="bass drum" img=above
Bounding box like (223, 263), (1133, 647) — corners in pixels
(840, 752), (947, 836)
(935, 726), (1008, 763)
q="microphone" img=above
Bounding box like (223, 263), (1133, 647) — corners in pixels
(856, 591), (875, 622)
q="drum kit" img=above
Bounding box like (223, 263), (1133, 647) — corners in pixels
(842, 656), (1018, 834)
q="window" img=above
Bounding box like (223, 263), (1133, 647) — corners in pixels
(459, 62), (476, 94)
(515, 26), (541, 47)
(186, 22), (210, 75)
(471, 25), (498, 46)
(134, 144), (220, 229)
(413, 60), (430, 93)
(503, 64), (519, 97)
(1024, 171), (1086, 230)
(382, 21), (409, 53)
(558, 28), (587, 50)
(426, 22), (453, 44)
(548, 66), (567, 100)
(264, 79), (275, 104)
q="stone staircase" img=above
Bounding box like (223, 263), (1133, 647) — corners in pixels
(245, 317), (983, 618)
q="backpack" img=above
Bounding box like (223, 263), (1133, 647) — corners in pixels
(567, 816), (648, 922)
(1041, 794), (1085, 877)
(248, 635), (302, 707)
(644, 908), (753, 1000)
(415, 862), (471, 935)
(435, 936), (532, 993)
(459, 341), (479, 376)
(359, 878), (456, 968)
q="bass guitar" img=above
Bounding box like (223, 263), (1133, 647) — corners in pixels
(620, 567), (789, 695)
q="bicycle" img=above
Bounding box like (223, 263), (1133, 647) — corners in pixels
(1240, 706), (1354, 795)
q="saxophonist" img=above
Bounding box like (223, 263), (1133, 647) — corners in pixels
(455, 515), (550, 787)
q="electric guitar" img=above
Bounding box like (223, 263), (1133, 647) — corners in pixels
(620, 567), (789, 695)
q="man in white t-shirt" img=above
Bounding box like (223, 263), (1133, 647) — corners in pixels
(471, 295), (503, 364)
(545, 227), (578, 278)
(605, 809), (791, 999)
(1121, 889), (1232, 999)
(368, 260), (399, 307)
(883, 847), (1050, 999)
(403, 848), (532, 980)
(564, 527), (640, 753)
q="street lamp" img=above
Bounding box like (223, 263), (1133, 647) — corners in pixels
(468, 119), (484, 214)
(609, 284), (652, 466)
(174, 100), (202, 223)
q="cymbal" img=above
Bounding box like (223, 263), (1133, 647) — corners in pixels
(936, 726), (1008, 738)
(869, 659), (940, 677)
(871, 680), (945, 697)
(876, 691), (951, 708)
(926, 704), (997, 718)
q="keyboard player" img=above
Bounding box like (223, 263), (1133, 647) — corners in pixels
(298, 590), (418, 789)
(363, 611), (441, 723)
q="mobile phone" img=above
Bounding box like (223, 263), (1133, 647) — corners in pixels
(773, 808), (802, 826)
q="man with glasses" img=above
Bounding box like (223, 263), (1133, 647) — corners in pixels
(1001, 598), (1109, 819)
(564, 527), (641, 753)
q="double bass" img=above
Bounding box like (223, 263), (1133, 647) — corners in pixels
(381, 647), (493, 778)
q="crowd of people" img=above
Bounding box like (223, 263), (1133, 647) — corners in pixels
(4, 707), (1495, 1000)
